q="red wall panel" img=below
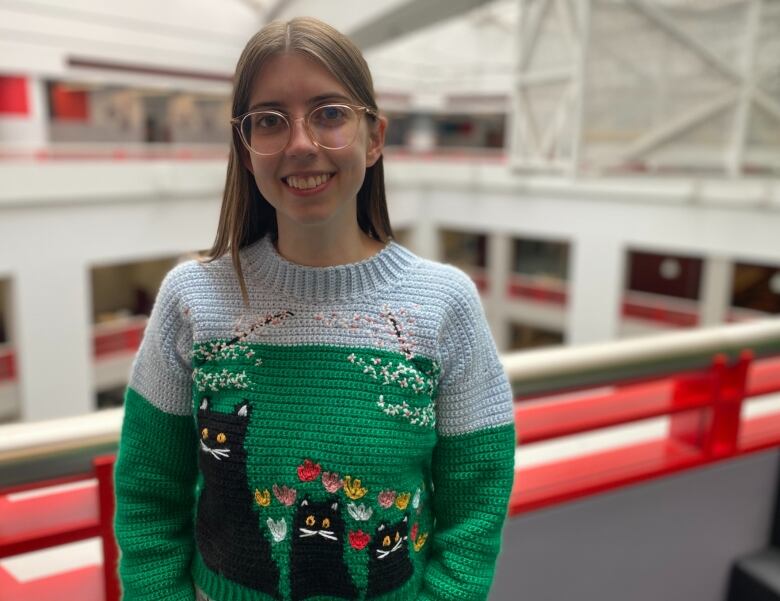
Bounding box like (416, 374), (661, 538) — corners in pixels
(0, 76), (29, 115)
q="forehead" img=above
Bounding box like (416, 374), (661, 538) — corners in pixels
(248, 52), (351, 108)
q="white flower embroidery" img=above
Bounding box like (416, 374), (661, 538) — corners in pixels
(267, 518), (287, 542)
(347, 503), (374, 521)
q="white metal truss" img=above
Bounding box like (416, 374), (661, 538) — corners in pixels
(509, 0), (780, 177)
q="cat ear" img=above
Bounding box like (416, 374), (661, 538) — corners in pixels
(377, 524), (385, 532)
(402, 515), (408, 523)
(199, 397), (210, 411)
(331, 501), (339, 511)
(301, 499), (309, 507)
(235, 402), (249, 417)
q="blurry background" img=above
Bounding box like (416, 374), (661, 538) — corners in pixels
(1, 0), (779, 421)
(1, 0), (778, 423)
(0, 2), (779, 600)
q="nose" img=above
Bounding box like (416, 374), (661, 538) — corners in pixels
(285, 116), (317, 157)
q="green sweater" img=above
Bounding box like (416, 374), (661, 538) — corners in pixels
(114, 236), (516, 601)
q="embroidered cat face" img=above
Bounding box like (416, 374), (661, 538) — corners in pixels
(197, 398), (249, 463)
(293, 496), (344, 542)
(370, 515), (409, 560)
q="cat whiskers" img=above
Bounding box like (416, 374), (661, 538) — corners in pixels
(298, 528), (337, 541)
(199, 440), (231, 460)
(376, 537), (406, 559)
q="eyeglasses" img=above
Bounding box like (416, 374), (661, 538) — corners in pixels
(231, 103), (377, 156)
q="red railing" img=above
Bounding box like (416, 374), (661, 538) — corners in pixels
(1, 350), (779, 600)
(0, 348), (15, 383)
(93, 320), (147, 358)
(510, 350), (780, 514)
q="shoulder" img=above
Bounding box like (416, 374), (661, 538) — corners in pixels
(159, 250), (241, 302)
(410, 255), (483, 315)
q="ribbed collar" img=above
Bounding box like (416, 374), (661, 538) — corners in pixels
(241, 235), (419, 302)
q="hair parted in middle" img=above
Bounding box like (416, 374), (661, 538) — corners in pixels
(200, 16), (394, 308)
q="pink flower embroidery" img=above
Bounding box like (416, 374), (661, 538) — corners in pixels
(272, 484), (297, 506)
(322, 472), (343, 493)
(297, 459), (322, 482)
(378, 490), (396, 509)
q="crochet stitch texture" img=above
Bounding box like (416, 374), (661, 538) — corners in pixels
(114, 235), (516, 601)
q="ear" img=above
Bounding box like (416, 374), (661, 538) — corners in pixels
(365, 114), (387, 168)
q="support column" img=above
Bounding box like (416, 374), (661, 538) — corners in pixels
(699, 256), (734, 326)
(486, 233), (512, 352)
(408, 191), (439, 261)
(0, 76), (49, 149)
(14, 259), (93, 421)
(406, 114), (437, 154)
(566, 234), (624, 345)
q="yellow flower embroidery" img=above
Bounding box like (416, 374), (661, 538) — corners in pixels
(255, 488), (271, 507)
(395, 492), (411, 510)
(414, 532), (428, 552)
(343, 475), (368, 500)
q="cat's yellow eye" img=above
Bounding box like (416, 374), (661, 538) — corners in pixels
(322, 518), (331, 529)
(201, 428), (208, 439)
(306, 515), (315, 527)
(395, 532), (400, 542)
(216, 433), (227, 444)
(383, 535), (391, 547)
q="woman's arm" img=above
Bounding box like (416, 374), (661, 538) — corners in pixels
(419, 271), (516, 601)
(113, 265), (199, 601)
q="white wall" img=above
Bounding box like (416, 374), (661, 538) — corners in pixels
(1, 158), (779, 420)
(0, 160), (224, 421)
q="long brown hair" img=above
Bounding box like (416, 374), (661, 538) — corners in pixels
(200, 17), (393, 308)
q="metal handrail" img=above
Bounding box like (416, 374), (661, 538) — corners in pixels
(1, 317), (779, 466)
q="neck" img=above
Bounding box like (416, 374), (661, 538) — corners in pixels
(275, 223), (385, 267)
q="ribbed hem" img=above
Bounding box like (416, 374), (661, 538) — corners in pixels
(240, 235), (419, 302)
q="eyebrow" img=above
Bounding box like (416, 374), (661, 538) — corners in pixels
(248, 93), (353, 111)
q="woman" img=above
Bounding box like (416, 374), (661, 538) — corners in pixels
(114, 16), (515, 601)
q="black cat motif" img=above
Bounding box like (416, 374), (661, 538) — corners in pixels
(195, 398), (281, 599)
(289, 495), (358, 601)
(366, 515), (413, 599)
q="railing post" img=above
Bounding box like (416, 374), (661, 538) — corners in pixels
(669, 350), (750, 458)
(706, 349), (752, 457)
(669, 356), (721, 451)
(94, 454), (121, 601)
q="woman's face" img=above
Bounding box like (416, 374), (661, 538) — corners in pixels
(241, 52), (386, 236)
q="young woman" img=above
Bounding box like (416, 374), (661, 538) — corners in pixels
(114, 17), (515, 601)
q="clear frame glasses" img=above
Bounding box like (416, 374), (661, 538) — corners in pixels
(230, 103), (377, 156)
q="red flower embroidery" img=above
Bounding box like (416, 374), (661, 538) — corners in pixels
(297, 459), (322, 482)
(411, 523), (419, 542)
(349, 530), (370, 550)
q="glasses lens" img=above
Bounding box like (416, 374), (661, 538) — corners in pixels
(241, 111), (289, 155)
(309, 105), (359, 150)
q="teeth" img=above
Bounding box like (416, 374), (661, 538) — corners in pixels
(286, 173), (331, 190)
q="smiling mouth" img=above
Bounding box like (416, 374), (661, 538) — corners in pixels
(283, 173), (335, 191)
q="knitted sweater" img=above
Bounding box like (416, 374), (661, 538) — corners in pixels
(114, 235), (516, 601)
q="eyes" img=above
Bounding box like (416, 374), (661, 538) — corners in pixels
(305, 515), (331, 529)
(382, 532), (401, 547)
(311, 105), (348, 127)
(250, 105), (350, 130)
(201, 428), (227, 444)
(253, 113), (284, 130)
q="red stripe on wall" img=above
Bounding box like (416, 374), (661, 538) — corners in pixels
(0, 76), (29, 115)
